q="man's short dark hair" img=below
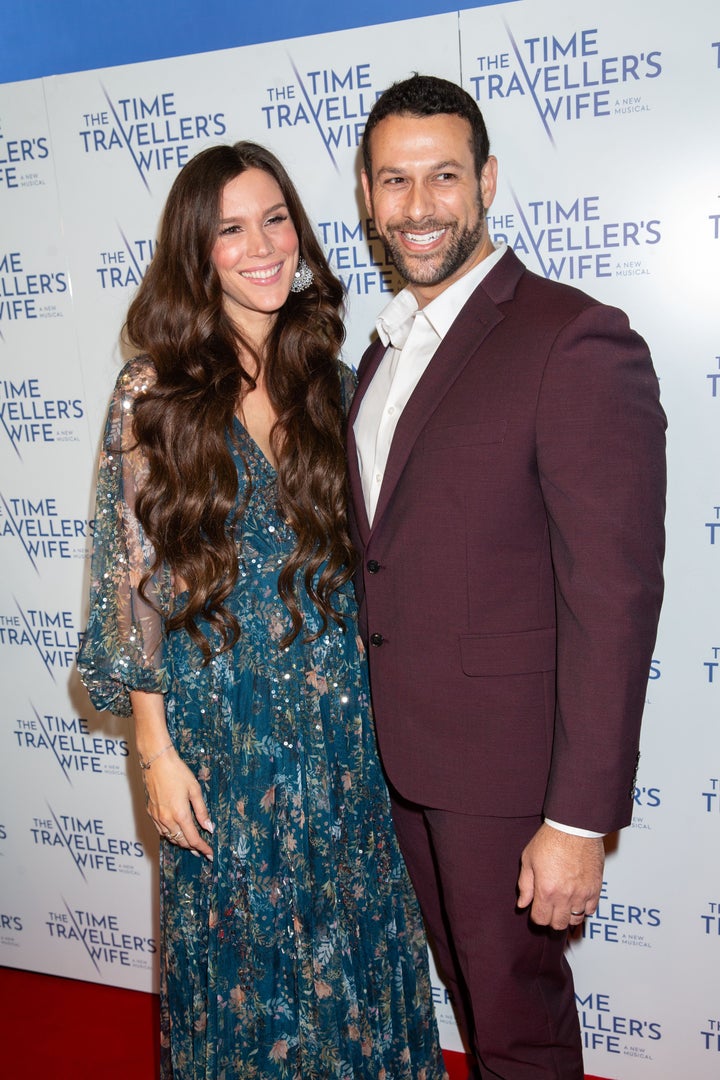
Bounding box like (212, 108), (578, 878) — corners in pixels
(362, 73), (490, 181)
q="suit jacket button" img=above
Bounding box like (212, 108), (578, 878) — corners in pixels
(370, 632), (384, 647)
(367, 559), (380, 574)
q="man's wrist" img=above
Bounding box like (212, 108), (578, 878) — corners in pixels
(544, 817), (605, 839)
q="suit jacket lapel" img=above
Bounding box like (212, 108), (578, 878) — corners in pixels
(371, 294), (502, 529)
(348, 248), (525, 540)
(347, 339), (385, 544)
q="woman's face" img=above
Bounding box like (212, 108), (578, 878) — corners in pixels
(211, 167), (300, 336)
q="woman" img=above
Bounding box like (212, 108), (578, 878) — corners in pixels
(78, 142), (447, 1080)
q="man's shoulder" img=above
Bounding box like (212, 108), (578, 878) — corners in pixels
(485, 247), (602, 319)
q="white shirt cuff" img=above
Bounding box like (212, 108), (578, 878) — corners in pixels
(544, 818), (605, 839)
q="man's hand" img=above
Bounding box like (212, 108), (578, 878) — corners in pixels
(517, 823), (604, 929)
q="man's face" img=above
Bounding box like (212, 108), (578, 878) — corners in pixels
(362, 113), (497, 306)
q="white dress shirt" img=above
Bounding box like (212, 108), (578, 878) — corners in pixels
(355, 245), (505, 525)
(354, 243), (602, 840)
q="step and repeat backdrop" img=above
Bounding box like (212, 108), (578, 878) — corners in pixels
(0, 1), (718, 1076)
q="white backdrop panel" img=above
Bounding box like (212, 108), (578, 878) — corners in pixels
(1, 3), (718, 1076)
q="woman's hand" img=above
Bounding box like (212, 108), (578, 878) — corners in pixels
(130, 689), (214, 860)
(141, 747), (214, 860)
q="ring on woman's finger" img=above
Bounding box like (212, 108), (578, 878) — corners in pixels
(170, 831), (184, 842)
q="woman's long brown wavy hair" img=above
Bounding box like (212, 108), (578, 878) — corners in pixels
(124, 141), (354, 660)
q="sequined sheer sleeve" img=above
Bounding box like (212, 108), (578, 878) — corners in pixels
(338, 360), (358, 416)
(78, 358), (172, 717)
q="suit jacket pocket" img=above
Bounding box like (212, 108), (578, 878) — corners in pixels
(460, 627), (556, 676)
(423, 419), (507, 450)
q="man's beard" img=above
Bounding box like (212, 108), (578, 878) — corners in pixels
(382, 205), (486, 287)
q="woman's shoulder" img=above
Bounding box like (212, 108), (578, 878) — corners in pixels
(103, 356), (157, 452)
(115, 354), (158, 399)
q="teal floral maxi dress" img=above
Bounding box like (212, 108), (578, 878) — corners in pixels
(78, 357), (447, 1080)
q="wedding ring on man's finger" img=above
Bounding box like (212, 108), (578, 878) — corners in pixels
(570, 910), (586, 917)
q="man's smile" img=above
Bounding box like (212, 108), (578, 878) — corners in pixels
(400, 228), (448, 246)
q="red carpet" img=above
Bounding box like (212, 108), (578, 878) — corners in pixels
(0, 966), (471, 1079)
(0, 966), (609, 1078)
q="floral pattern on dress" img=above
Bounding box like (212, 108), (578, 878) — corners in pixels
(79, 357), (447, 1080)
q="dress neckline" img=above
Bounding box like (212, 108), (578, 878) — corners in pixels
(231, 414), (278, 476)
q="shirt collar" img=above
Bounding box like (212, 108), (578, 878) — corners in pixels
(376, 242), (507, 349)
(376, 287), (419, 349)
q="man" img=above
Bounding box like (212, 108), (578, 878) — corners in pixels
(347, 74), (666, 1079)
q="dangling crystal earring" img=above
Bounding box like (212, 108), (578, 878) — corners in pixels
(290, 257), (314, 293)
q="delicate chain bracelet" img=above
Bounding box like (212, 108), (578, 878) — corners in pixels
(138, 742), (174, 771)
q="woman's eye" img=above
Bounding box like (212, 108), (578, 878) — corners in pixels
(219, 224), (241, 236)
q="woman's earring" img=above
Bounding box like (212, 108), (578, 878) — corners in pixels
(290, 257), (314, 293)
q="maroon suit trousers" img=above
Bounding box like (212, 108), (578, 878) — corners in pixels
(389, 790), (584, 1079)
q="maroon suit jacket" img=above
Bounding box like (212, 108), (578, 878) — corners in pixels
(347, 248), (666, 834)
